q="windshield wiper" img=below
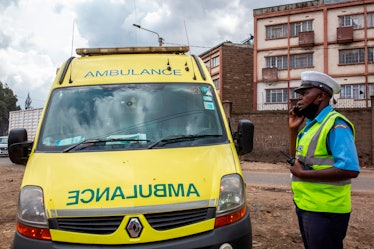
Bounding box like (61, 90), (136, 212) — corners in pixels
(147, 134), (221, 149)
(63, 138), (150, 152)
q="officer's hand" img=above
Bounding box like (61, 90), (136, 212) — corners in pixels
(289, 107), (304, 130)
(290, 159), (304, 177)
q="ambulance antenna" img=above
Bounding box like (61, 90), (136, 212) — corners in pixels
(70, 20), (75, 57)
(184, 20), (191, 55)
(69, 20), (75, 83)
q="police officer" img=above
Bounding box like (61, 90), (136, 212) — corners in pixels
(288, 71), (360, 249)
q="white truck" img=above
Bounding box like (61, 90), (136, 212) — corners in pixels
(8, 108), (43, 141)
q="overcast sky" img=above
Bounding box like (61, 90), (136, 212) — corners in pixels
(0, 0), (303, 108)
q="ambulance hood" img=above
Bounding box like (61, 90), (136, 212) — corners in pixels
(24, 145), (238, 217)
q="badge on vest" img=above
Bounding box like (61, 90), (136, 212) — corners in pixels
(297, 145), (303, 152)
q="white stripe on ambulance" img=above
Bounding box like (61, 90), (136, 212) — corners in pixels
(52, 199), (216, 218)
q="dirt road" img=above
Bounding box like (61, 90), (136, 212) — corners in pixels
(242, 162), (374, 249)
(1, 158), (373, 249)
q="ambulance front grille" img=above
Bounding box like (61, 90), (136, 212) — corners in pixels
(145, 207), (216, 230)
(48, 208), (215, 234)
(49, 216), (124, 234)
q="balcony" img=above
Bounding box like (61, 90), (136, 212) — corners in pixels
(337, 26), (353, 44)
(298, 31), (314, 47)
(262, 68), (278, 82)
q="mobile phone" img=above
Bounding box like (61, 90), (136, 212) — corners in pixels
(293, 106), (303, 117)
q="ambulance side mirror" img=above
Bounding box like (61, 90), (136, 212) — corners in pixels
(8, 128), (33, 165)
(234, 120), (254, 155)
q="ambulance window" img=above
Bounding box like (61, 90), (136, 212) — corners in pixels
(37, 83), (226, 152)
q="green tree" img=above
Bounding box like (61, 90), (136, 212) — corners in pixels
(0, 81), (21, 135)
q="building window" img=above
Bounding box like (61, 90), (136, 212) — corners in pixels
(289, 89), (299, 100)
(339, 49), (365, 64)
(266, 24), (288, 39)
(213, 78), (220, 90)
(340, 84), (365, 99)
(266, 54), (312, 69)
(266, 55), (288, 69)
(290, 53), (313, 68)
(367, 13), (374, 27)
(368, 48), (374, 63)
(212, 56), (220, 68)
(290, 20), (313, 36)
(338, 14), (364, 29)
(368, 84), (374, 97)
(266, 89), (288, 103)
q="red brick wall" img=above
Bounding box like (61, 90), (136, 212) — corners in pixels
(221, 45), (253, 114)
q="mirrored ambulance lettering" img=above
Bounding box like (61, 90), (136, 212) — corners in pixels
(67, 183), (200, 206)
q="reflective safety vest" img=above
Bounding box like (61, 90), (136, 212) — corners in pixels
(292, 111), (355, 213)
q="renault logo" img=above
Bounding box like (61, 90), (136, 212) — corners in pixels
(126, 217), (143, 238)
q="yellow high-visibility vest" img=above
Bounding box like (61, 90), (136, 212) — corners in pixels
(292, 111), (355, 213)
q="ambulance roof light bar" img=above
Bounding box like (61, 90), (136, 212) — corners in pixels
(76, 46), (190, 56)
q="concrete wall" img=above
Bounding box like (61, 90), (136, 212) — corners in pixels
(232, 107), (373, 167)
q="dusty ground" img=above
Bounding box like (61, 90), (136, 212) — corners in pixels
(242, 162), (374, 249)
(1, 159), (373, 249)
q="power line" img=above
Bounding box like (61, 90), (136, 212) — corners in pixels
(16, 95), (45, 103)
(163, 42), (211, 49)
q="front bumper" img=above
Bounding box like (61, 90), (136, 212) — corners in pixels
(11, 208), (252, 249)
(0, 148), (8, 156)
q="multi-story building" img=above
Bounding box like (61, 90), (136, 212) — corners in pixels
(200, 41), (253, 115)
(254, 0), (374, 111)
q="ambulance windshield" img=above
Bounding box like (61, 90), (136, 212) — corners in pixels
(37, 83), (227, 152)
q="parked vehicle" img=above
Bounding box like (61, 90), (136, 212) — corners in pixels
(0, 136), (8, 156)
(8, 46), (254, 249)
(8, 108), (43, 141)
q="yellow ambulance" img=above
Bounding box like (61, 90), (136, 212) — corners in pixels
(8, 46), (254, 249)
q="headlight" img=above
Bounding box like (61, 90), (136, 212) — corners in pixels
(217, 174), (245, 215)
(18, 186), (48, 227)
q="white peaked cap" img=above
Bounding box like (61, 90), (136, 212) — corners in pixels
(295, 71), (341, 97)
